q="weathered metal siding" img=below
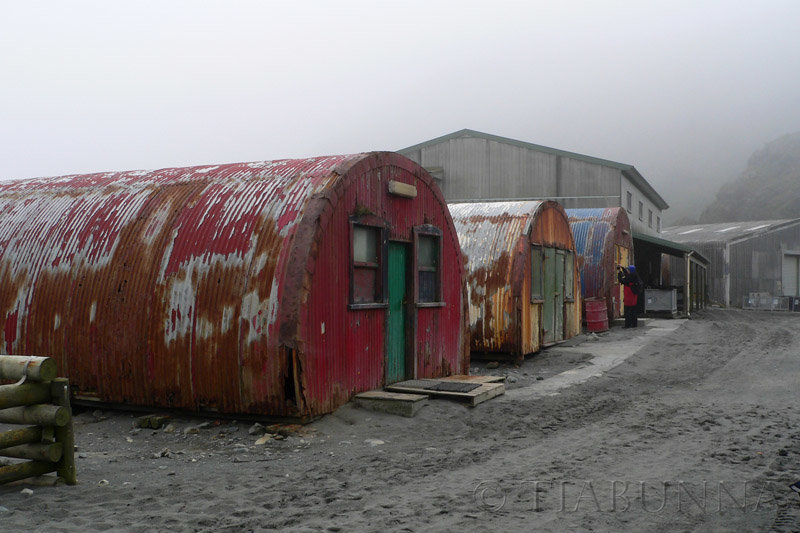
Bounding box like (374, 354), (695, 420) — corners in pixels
(450, 201), (530, 354)
(0, 153), (468, 418)
(300, 154), (468, 414)
(531, 204), (583, 341)
(557, 160), (620, 209)
(729, 223), (800, 306)
(450, 200), (580, 356)
(567, 208), (634, 320)
(0, 158), (343, 415)
(412, 137), (558, 201)
(663, 220), (800, 306)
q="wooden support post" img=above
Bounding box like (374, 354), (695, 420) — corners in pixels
(0, 461), (57, 485)
(0, 442), (63, 463)
(0, 404), (70, 427)
(51, 378), (76, 485)
(0, 382), (51, 410)
(0, 356), (57, 382)
(0, 426), (43, 450)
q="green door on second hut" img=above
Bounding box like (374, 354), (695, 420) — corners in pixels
(386, 242), (408, 384)
(543, 247), (565, 344)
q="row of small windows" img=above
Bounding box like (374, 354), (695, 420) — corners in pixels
(351, 223), (441, 306)
(625, 191), (661, 232)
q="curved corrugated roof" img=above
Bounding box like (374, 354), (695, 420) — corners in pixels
(566, 207), (633, 303)
(0, 153), (370, 414)
(448, 201), (544, 275)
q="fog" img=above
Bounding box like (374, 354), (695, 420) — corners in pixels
(2, 1), (799, 223)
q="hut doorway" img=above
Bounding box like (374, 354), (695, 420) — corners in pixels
(386, 242), (409, 384)
(615, 244), (630, 317)
(543, 247), (565, 344)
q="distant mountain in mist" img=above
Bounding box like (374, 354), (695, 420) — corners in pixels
(698, 132), (800, 223)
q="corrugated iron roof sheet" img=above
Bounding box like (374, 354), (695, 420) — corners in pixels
(0, 154), (365, 415)
(663, 219), (800, 244)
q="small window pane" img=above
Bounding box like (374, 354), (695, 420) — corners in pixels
(354, 225), (378, 263)
(418, 235), (437, 268)
(353, 268), (377, 303)
(531, 247), (543, 300)
(419, 271), (437, 302)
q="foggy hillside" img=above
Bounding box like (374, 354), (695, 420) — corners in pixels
(698, 132), (800, 223)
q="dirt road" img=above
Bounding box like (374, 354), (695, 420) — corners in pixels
(1, 309), (798, 531)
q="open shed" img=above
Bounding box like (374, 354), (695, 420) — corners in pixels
(449, 200), (581, 361)
(0, 152), (469, 419)
(566, 207), (634, 321)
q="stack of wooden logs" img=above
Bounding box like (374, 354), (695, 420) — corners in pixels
(0, 355), (76, 485)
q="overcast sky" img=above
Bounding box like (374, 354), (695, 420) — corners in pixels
(2, 1), (798, 222)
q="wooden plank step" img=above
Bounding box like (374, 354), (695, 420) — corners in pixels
(439, 374), (506, 384)
(353, 390), (428, 417)
(385, 380), (504, 407)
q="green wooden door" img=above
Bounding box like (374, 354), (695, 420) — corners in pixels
(554, 250), (565, 342)
(386, 242), (407, 384)
(543, 247), (556, 344)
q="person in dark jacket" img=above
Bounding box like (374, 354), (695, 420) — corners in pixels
(617, 265), (642, 328)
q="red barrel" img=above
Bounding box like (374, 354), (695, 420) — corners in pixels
(585, 298), (609, 332)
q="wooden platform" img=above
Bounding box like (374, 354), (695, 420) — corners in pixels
(385, 377), (505, 406)
(439, 374), (505, 384)
(353, 390), (428, 417)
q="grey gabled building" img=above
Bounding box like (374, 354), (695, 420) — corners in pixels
(399, 128), (668, 237)
(400, 129), (710, 316)
(662, 219), (800, 307)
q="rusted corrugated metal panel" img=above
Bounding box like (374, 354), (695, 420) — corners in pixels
(450, 200), (580, 358)
(566, 207), (633, 320)
(0, 152), (468, 418)
(449, 201), (536, 354)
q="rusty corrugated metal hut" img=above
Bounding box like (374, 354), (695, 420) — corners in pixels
(449, 200), (581, 360)
(0, 152), (469, 419)
(566, 207), (634, 321)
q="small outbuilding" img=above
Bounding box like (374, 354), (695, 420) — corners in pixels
(449, 200), (581, 361)
(0, 152), (469, 419)
(566, 208), (634, 321)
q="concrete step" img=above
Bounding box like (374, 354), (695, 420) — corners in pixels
(352, 390), (428, 417)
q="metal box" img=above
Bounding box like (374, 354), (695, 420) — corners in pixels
(645, 288), (678, 314)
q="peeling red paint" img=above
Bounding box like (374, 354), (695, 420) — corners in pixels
(4, 310), (17, 355)
(0, 152), (468, 418)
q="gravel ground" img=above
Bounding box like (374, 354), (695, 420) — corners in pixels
(1, 308), (798, 532)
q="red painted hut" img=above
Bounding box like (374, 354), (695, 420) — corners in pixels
(0, 152), (468, 419)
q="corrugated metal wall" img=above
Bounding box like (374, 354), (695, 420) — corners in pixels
(567, 207), (634, 319)
(0, 152), (468, 418)
(449, 200), (580, 358)
(729, 224), (800, 306)
(410, 136), (622, 203)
